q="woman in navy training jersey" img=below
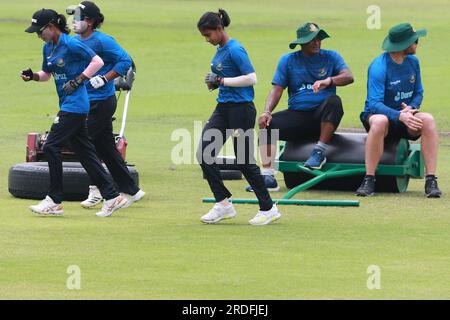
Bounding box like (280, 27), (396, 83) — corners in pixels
(21, 9), (126, 217)
(197, 9), (281, 226)
(67, 1), (145, 209)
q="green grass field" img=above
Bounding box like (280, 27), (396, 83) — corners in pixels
(0, 0), (449, 299)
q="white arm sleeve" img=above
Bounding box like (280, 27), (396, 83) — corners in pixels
(223, 72), (257, 87)
(82, 55), (104, 78)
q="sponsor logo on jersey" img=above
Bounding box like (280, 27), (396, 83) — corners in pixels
(318, 68), (327, 77)
(56, 58), (65, 67)
(52, 72), (67, 81)
(394, 91), (414, 101)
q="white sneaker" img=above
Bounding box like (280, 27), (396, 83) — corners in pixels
(95, 195), (127, 217)
(121, 189), (146, 208)
(201, 202), (237, 224)
(80, 185), (103, 208)
(249, 204), (281, 226)
(29, 196), (64, 216)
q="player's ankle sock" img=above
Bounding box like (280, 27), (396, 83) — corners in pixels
(315, 141), (328, 152)
(261, 168), (275, 176)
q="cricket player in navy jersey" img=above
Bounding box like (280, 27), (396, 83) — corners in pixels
(356, 23), (442, 198)
(21, 9), (127, 217)
(248, 22), (354, 192)
(196, 9), (281, 226)
(66, 1), (145, 208)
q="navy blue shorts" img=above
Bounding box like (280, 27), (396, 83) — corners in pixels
(362, 114), (421, 141)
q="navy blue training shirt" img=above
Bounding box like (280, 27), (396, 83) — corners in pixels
(361, 52), (423, 123)
(272, 49), (348, 111)
(75, 31), (132, 101)
(210, 39), (255, 103)
(41, 33), (96, 114)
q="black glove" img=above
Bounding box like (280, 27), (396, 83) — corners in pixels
(21, 68), (34, 81)
(205, 72), (223, 87)
(63, 75), (84, 95)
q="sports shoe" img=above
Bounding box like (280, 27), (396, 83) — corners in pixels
(95, 195), (128, 217)
(80, 185), (103, 208)
(355, 176), (376, 197)
(249, 204), (281, 226)
(29, 195), (64, 215)
(201, 202), (237, 224)
(121, 189), (146, 208)
(245, 175), (280, 192)
(304, 148), (326, 170)
(425, 176), (442, 198)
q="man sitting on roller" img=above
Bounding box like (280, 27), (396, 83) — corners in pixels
(246, 22), (354, 192)
(356, 23), (442, 198)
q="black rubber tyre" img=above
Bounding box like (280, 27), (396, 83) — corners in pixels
(8, 162), (139, 201)
(219, 170), (243, 180)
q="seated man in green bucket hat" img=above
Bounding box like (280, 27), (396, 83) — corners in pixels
(246, 22), (354, 192)
(356, 23), (442, 198)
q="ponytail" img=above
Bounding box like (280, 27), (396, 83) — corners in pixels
(218, 9), (230, 27)
(92, 13), (104, 29)
(197, 8), (231, 30)
(53, 14), (70, 34)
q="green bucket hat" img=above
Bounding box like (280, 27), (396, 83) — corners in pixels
(289, 22), (330, 49)
(382, 23), (427, 52)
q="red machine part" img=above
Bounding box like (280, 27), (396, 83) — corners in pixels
(116, 136), (128, 160)
(26, 133), (40, 162)
(26, 132), (128, 162)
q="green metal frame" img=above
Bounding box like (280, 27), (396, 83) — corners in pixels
(277, 140), (424, 195)
(202, 139), (423, 207)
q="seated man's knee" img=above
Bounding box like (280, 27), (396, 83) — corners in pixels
(417, 112), (436, 126)
(369, 115), (389, 134)
(324, 95), (344, 120)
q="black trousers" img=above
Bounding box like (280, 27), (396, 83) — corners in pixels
(43, 111), (119, 204)
(263, 95), (344, 144)
(197, 102), (273, 211)
(87, 95), (139, 195)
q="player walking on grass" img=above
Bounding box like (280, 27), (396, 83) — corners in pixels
(356, 23), (442, 198)
(196, 9), (281, 226)
(21, 8), (127, 217)
(67, 1), (145, 208)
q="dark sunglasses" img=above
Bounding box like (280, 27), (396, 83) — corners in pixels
(37, 23), (49, 35)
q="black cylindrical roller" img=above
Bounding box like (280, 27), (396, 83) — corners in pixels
(280, 133), (410, 192)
